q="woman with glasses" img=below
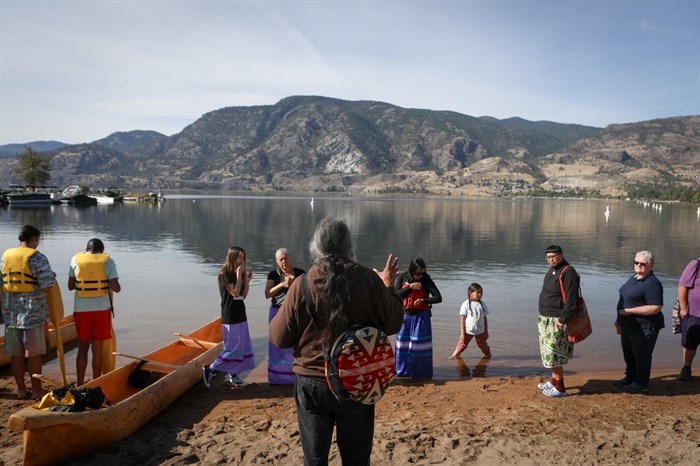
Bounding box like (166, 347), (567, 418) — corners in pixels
(537, 244), (579, 397)
(614, 250), (664, 393)
(394, 258), (443, 379)
(264, 248), (305, 385)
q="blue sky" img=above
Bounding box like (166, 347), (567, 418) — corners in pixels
(1, 0), (698, 144)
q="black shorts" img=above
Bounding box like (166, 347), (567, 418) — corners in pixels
(681, 314), (700, 350)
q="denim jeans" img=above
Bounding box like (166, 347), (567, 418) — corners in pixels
(294, 375), (374, 466)
(620, 321), (660, 387)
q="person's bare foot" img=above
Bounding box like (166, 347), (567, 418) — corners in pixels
(17, 389), (30, 400)
(30, 389), (46, 400)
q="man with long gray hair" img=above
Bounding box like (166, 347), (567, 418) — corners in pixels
(270, 216), (403, 465)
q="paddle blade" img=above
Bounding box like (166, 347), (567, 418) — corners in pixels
(47, 281), (64, 324)
(54, 328), (68, 386)
(102, 290), (117, 373)
(47, 281), (67, 385)
(102, 326), (116, 373)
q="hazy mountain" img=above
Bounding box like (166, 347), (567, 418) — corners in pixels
(0, 140), (68, 157)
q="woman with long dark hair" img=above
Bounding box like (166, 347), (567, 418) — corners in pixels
(203, 246), (254, 388)
(269, 216), (403, 465)
(394, 257), (443, 379)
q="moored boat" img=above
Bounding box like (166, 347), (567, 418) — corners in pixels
(7, 318), (223, 466)
(89, 194), (118, 204)
(0, 315), (77, 367)
(6, 192), (59, 206)
(89, 189), (123, 205)
(63, 193), (98, 206)
(148, 190), (166, 202)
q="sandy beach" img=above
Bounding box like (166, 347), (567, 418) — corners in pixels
(1, 361), (698, 466)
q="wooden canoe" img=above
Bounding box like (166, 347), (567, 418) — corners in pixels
(7, 318), (223, 466)
(0, 315), (78, 367)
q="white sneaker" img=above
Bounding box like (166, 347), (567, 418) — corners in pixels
(543, 386), (567, 397)
(225, 373), (248, 387)
(537, 381), (554, 390)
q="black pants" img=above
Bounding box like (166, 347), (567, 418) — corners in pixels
(295, 375), (375, 466)
(620, 322), (660, 387)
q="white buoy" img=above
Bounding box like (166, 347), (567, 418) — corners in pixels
(310, 197), (314, 207)
(605, 206), (610, 214)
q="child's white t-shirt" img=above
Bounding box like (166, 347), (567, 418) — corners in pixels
(460, 299), (489, 335)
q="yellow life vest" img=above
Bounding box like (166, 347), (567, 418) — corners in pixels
(74, 252), (110, 298)
(1, 247), (38, 293)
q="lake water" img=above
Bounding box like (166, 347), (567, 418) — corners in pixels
(1, 195), (698, 382)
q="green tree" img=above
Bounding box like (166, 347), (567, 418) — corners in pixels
(14, 146), (51, 187)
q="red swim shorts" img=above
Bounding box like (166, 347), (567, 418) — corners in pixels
(74, 310), (112, 342)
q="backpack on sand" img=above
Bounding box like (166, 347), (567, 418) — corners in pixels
(301, 274), (395, 405)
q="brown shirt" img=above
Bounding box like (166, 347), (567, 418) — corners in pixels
(269, 262), (404, 378)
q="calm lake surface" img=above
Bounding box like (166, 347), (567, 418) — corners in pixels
(2, 195), (698, 381)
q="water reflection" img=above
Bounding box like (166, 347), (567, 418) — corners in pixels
(453, 355), (492, 379)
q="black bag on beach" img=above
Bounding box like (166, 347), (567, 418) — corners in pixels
(45, 385), (107, 412)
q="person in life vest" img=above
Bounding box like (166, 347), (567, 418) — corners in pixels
(1, 225), (56, 400)
(68, 238), (121, 385)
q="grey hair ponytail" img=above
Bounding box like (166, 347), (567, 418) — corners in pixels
(308, 217), (355, 343)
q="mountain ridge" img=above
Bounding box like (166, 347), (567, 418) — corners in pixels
(1, 96), (698, 198)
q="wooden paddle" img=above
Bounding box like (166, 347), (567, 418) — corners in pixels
(31, 373), (62, 388)
(102, 290), (116, 373)
(47, 281), (68, 386)
(112, 352), (180, 369)
(174, 332), (206, 348)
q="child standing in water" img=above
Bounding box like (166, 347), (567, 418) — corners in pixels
(450, 283), (491, 359)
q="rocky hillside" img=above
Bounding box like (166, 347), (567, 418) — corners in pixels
(2, 96), (699, 197)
